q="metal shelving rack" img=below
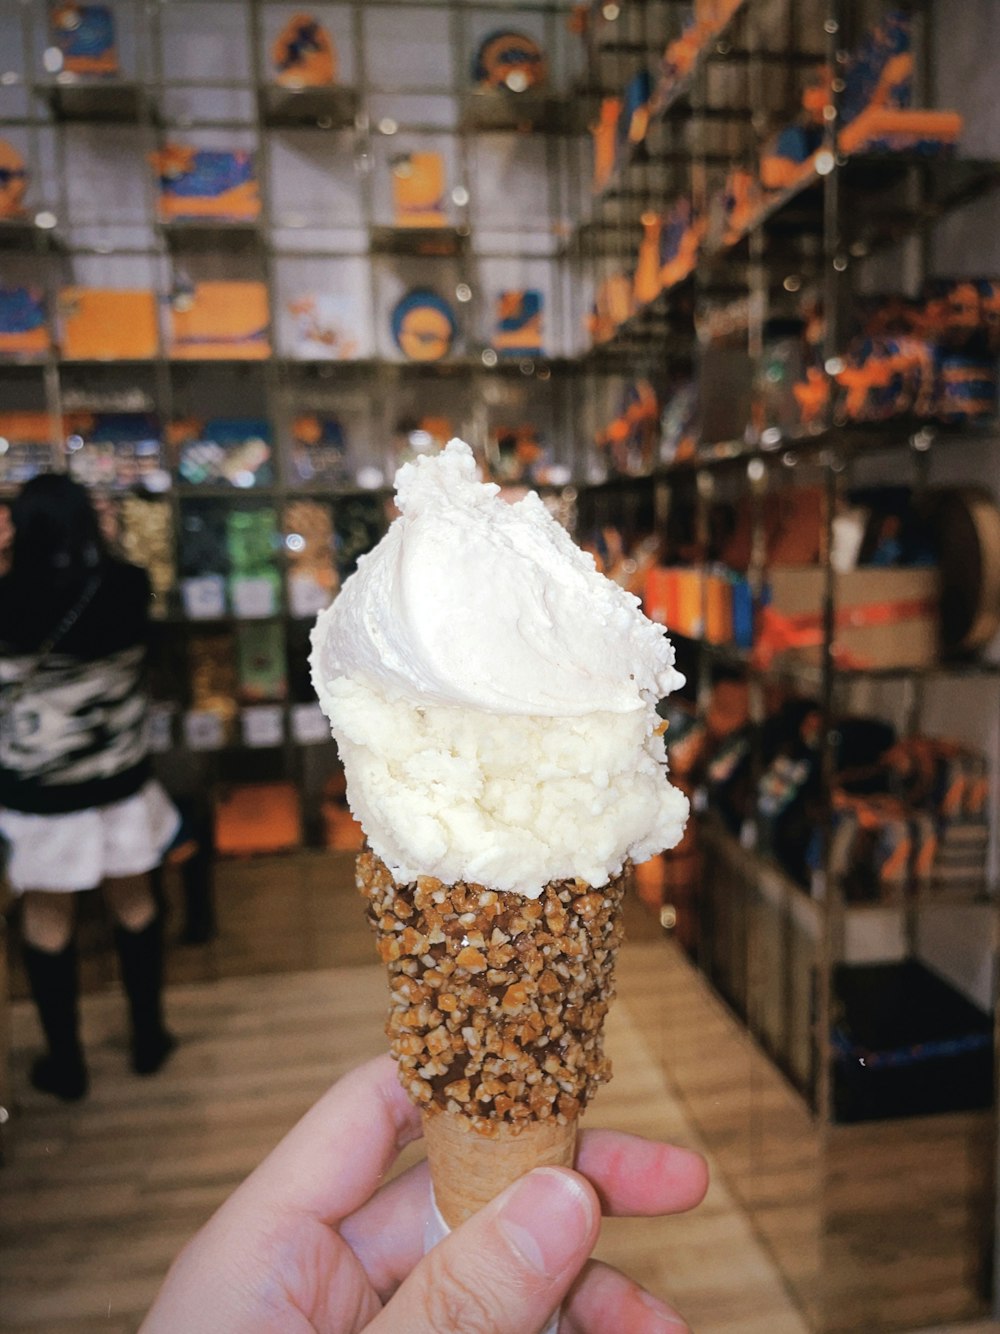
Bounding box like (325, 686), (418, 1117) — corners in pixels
(0, 0), (591, 838)
(568, 1), (1000, 1330)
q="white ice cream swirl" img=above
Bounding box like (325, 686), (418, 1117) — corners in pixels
(310, 439), (688, 896)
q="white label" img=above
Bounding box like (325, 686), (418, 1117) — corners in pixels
(288, 572), (333, 619)
(291, 702), (331, 745)
(241, 705), (284, 748)
(184, 709), (226, 751)
(231, 576), (277, 619)
(182, 575), (227, 620)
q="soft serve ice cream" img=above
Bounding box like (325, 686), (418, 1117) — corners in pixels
(310, 438), (688, 895)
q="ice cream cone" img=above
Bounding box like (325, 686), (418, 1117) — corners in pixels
(424, 1111), (577, 1227)
(357, 848), (626, 1217)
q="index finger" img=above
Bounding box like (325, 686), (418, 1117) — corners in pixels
(239, 1053), (422, 1224)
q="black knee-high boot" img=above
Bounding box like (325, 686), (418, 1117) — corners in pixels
(113, 916), (177, 1076)
(22, 941), (89, 1101)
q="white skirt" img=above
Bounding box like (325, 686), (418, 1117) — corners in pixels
(0, 780), (182, 894)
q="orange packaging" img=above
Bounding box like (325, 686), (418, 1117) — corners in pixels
(58, 288), (159, 360)
(643, 565), (680, 629)
(169, 282), (270, 359)
(704, 572), (733, 645)
(391, 151), (447, 228)
(838, 108), (963, 157)
(0, 285), (49, 356)
(272, 14), (338, 87)
(214, 782), (302, 856)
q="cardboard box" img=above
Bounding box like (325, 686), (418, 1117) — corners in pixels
(765, 566), (939, 669)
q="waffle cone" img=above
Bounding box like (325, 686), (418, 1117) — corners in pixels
(424, 1110), (578, 1228)
(357, 850), (626, 1134)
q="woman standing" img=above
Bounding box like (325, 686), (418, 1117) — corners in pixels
(0, 474), (179, 1101)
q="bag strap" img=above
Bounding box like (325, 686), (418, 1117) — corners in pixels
(7, 573), (103, 695)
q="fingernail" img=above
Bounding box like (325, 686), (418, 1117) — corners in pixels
(495, 1168), (594, 1278)
(639, 1289), (689, 1328)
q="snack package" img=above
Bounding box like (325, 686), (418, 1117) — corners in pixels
(288, 414), (351, 487)
(471, 30), (546, 92)
(492, 290), (543, 357)
(64, 413), (164, 490)
(272, 13), (337, 87)
(168, 281), (270, 359)
(390, 288), (457, 362)
(49, 3), (118, 76)
(58, 288), (159, 361)
(170, 418), (273, 488)
(0, 412), (54, 484)
(390, 151), (447, 228)
(0, 286), (49, 357)
(150, 145), (260, 222)
(310, 440), (688, 1257)
(0, 139), (27, 218)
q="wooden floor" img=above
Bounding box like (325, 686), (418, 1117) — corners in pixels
(1, 850), (998, 1334)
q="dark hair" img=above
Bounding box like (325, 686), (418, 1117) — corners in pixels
(10, 473), (108, 593)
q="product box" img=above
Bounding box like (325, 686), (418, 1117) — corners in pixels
(0, 286), (50, 357)
(492, 290), (543, 357)
(0, 139), (27, 218)
(286, 294), (360, 360)
(471, 30), (546, 92)
(283, 498), (337, 617)
(50, 3), (119, 76)
(762, 566), (940, 669)
(169, 282), (270, 360)
(213, 782), (302, 854)
(390, 151), (446, 228)
(150, 145), (260, 222)
(58, 288), (159, 361)
(272, 14), (337, 87)
(118, 494), (175, 610)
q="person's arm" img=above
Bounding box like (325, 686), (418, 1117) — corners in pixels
(142, 1054), (706, 1333)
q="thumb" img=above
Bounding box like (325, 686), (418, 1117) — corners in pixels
(369, 1166), (600, 1334)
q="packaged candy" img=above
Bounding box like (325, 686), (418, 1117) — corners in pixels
(492, 290), (543, 357)
(64, 413), (164, 490)
(0, 286), (49, 357)
(150, 145), (260, 222)
(50, 3), (118, 76)
(170, 418), (273, 488)
(0, 139), (27, 218)
(471, 30), (546, 92)
(272, 13), (337, 87)
(390, 152), (447, 228)
(284, 498), (337, 617)
(288, 414), (350, 487)
(390, 288), (457, 362)
(58, 288), (159, 361)
(169, 281), (270, 359)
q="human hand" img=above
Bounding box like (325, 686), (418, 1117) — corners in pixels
(141, 1053), (708, 1333)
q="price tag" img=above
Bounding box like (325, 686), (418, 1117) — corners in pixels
(231, 576), (278, 619)
(182, 575), (227, 620)
(291, 702), (330, 745)
(184, 709), (226, 751)
(241, 705), (284, 748)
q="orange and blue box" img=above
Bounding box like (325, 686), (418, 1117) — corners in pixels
(151, 145), (260, 222)
(492, 290), (543, 357)
(0, 286), (49, 357)
(50, 4), (118, 76)
(169, 282), (270, 360)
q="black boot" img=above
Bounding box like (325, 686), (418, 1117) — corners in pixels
(22, 941), (89, 1101)
(113, 916), (177, 1076)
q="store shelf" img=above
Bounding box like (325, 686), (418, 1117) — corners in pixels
(36, 79), (155, 123)
(258, 84), (359, 130)
(459, 89), (582, 134)
(368, 225), (469, 258)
